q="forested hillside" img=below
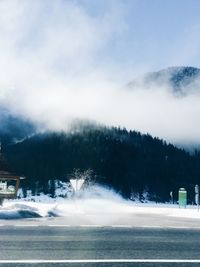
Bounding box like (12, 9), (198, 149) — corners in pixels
(3, 125), (200, 202)
(1, 66), (200, 202)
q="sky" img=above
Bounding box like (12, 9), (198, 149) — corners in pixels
(0, 0), (200, 146)
(77, 0), (200, 72)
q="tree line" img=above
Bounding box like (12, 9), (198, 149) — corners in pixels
(3, 125), (200, 202)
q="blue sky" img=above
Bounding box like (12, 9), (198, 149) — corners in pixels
(76, 0), (200, 73)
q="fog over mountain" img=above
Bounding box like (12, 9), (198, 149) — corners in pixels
(1, 0), (200, 201)
(1, 66), (200, 148)
(0, 1), (200, 147)
(128, 66), (200, 95)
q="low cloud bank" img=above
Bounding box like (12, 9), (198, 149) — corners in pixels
(0, 1), (200, 146)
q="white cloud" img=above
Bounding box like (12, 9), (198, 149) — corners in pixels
(0, 0), (200, 146)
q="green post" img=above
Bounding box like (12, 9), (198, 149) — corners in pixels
(178, 188), (187, 208)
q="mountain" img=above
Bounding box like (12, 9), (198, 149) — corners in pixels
(1, 66), (200, 202)
(0, 108), (36, 144)
(3, 125), (200, 203)
(127, 66), (200, 95)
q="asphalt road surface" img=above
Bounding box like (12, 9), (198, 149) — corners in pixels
(1, 225), (200, 267)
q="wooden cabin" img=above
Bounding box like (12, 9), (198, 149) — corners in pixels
(0, 144), (23, 205)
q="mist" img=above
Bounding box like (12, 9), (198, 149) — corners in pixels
(0, 0), (200, 146)
(1, 184), (134, 223)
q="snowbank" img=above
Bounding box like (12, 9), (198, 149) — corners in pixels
(0, 185), (200, 221)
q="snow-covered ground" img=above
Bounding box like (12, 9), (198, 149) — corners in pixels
(1, 185), (200, 222)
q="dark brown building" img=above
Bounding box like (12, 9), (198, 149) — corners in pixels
(0, 145), (22, 205)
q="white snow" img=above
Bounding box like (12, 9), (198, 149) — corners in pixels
(0, 184), (200, 221)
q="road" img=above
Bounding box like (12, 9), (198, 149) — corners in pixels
(1, 224), (200, 267)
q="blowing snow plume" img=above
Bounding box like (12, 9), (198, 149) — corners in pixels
(1, 185), (134, 223)
(2, 184), (200, 225)
(1, 1), (200, 146)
